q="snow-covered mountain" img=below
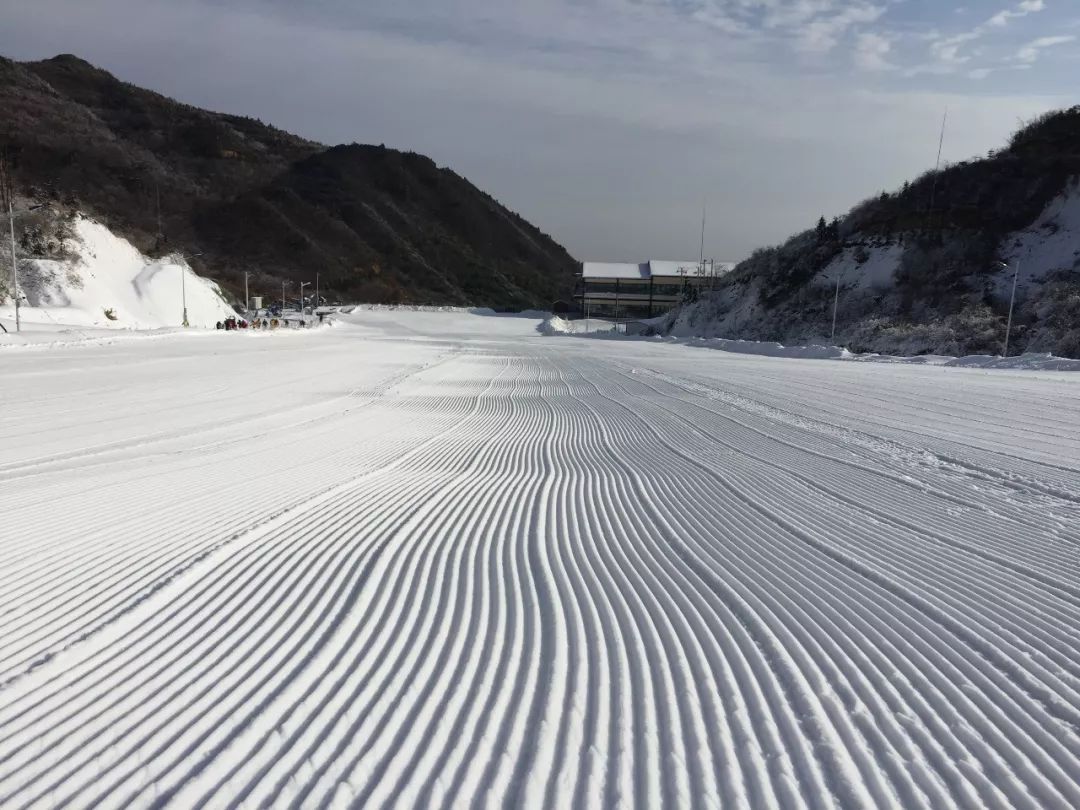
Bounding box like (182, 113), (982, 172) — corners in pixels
(1, 214), (236, 331)
(668, 108), (1080, 358)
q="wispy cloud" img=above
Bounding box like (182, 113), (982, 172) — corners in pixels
(1015, 33), (1075, 62)
(923, 0), (1051, 72)
(987, 0), (1046, 28)
(797, 4), (886, 54)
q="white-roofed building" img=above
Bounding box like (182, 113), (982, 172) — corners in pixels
(580, 262), (651, 281)
(576, 260), (735, 318)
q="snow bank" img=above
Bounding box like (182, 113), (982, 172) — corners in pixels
(679, 336), (850, 360)
(537, 315), (574, 335)
(341, 303), (551, 319)
(942, 352), (1080, 371)
(0, 216), (236, 333)
(549, 327), (1080, 371)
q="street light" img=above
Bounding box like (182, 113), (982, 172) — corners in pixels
(997, 259), (1021, 358)
(5, 201), (50, 332)
(175, 251), (202, 328)
(298, 281), (310, 326)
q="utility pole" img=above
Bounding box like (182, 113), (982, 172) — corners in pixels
(315, 272), (319, 313)
(282, 280), (287, 317)
(244, 271), (250, 315)
(7, 196), (17, 333)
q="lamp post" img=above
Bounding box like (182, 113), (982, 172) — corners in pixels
(298, 281), (310, 326)
(998, 259), (1021, 358)
(176, 251), (202, 328)
(5, 201), (49, 332)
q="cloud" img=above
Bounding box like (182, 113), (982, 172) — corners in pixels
(796, 4), (887, 54)
(926, 0), (1049, 69)
(0, 0), (1074, 263)
(1015, 34), (1076, 63)
(854, 32), (895, 71)
(920, 2), (1072, 79)
(988, 0), (1046, 27)
(930, 31), (982, 66)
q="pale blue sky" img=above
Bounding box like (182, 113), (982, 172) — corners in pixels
(1, 0), (1077, 262)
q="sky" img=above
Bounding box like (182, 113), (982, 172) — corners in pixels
(1, 0), (1077, 263)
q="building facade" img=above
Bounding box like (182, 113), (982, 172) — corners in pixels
(575, 260), (735, 319)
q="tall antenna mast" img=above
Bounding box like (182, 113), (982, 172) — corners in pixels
(926, 108), (948, 231)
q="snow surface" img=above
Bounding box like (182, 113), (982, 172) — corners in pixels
(1000, 178), (1080, 291)
(551, 319), (1080, 370)
(3, 308), (1080, 809)
(0, 215), (235, 333)
(815, 243), (904, 292)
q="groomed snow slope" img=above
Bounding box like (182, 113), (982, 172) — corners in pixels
(2, 309), (1080, 809)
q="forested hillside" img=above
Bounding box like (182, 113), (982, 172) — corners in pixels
(669, 107), (1080, 357)
(0, 54), (578, 309)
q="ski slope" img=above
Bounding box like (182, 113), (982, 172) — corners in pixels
(2, 309), (1079, 809)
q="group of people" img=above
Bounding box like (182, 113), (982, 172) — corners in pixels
(215, 315), (316, 330)
(215, 317), (250, 331)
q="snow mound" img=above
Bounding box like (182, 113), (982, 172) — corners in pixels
(698, 337), (850, 360)
(537, 315), (574, 335)
(562, 327), (1080, 371)
(1, 216), (236, 331)
(943, 352), (1080, 371)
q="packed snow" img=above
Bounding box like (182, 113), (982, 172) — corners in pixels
(0, 215), (235, 334)
(2, 308), (1080, 809)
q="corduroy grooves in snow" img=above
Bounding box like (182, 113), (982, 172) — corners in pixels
(1, 308), (1079, 809)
